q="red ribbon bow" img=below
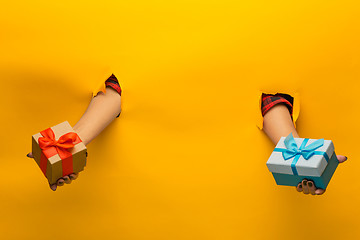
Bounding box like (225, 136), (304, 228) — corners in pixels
(38, 127), (81, 177)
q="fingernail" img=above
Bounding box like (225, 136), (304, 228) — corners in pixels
(345, 156), (348, 161)
(26, 153), (30, 158)
(299, 185), (302, 188)
(308, 182), (313, 187)
(303, 181), (307, 186)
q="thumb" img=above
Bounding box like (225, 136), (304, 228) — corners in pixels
(336, 155), (348, 163)
(26, 152), (34, 158)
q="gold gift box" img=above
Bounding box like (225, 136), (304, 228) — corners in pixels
(32, 121), (87, 185)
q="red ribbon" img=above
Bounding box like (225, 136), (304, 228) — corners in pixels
(38, 127), (82, 178)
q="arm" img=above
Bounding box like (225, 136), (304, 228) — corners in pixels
(263, 104), (299, 145)
(73, 87), (121, 146)
(53, 87), (120, 190)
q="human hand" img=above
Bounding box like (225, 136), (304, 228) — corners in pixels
(296, 155), (347, 195)
(27, 152), (80, 191)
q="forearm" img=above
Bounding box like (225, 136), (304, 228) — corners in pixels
(73, 87), (121, 146)
(263, 104), (299, 145)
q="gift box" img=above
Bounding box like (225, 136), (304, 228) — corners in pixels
(266, 133), (339, 189)
(32, 121), (87, 185)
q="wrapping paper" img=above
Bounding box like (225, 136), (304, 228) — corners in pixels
(32, 121), (87, 185)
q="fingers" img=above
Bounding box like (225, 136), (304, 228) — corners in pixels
(296, 182), (303, 192)
(63, 176), (72, 184)
(297, 179), (326, 195)
(53, 173), (79, 190)
(307, 181), (316, 195)
(56, 176), (70, 186)
(50, 184), (57, 191)
(26, 152), (34, 158)
(315, 188), (326, 195)
(336, 155), (348, 163)
(69, 173), (79, 180)
(302, 179), (310, 194)
(57, 178), (65, 186)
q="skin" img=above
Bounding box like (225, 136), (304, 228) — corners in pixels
(262, 103), (348, 195)
(27, 86), (121, 191)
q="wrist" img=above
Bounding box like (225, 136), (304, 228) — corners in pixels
(73, 124), (90, 146)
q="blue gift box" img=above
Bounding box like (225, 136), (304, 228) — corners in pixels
(266, 133), (339, 189)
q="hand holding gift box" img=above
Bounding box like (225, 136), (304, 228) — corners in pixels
(31, 121), (87, 188)
(26, 75), (121, 191)
(261, 93), (348, 195)
(267, 133), (340, 191)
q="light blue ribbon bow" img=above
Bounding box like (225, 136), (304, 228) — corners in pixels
(282, 133), (324, 160)
(273, 133), (329, 175)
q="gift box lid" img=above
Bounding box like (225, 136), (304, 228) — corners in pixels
(266, 134), (335, 177)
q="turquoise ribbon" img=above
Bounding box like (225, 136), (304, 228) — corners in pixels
(273, 133), (329, 175)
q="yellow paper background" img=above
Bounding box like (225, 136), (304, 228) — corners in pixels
(0, 1), (359, 239)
